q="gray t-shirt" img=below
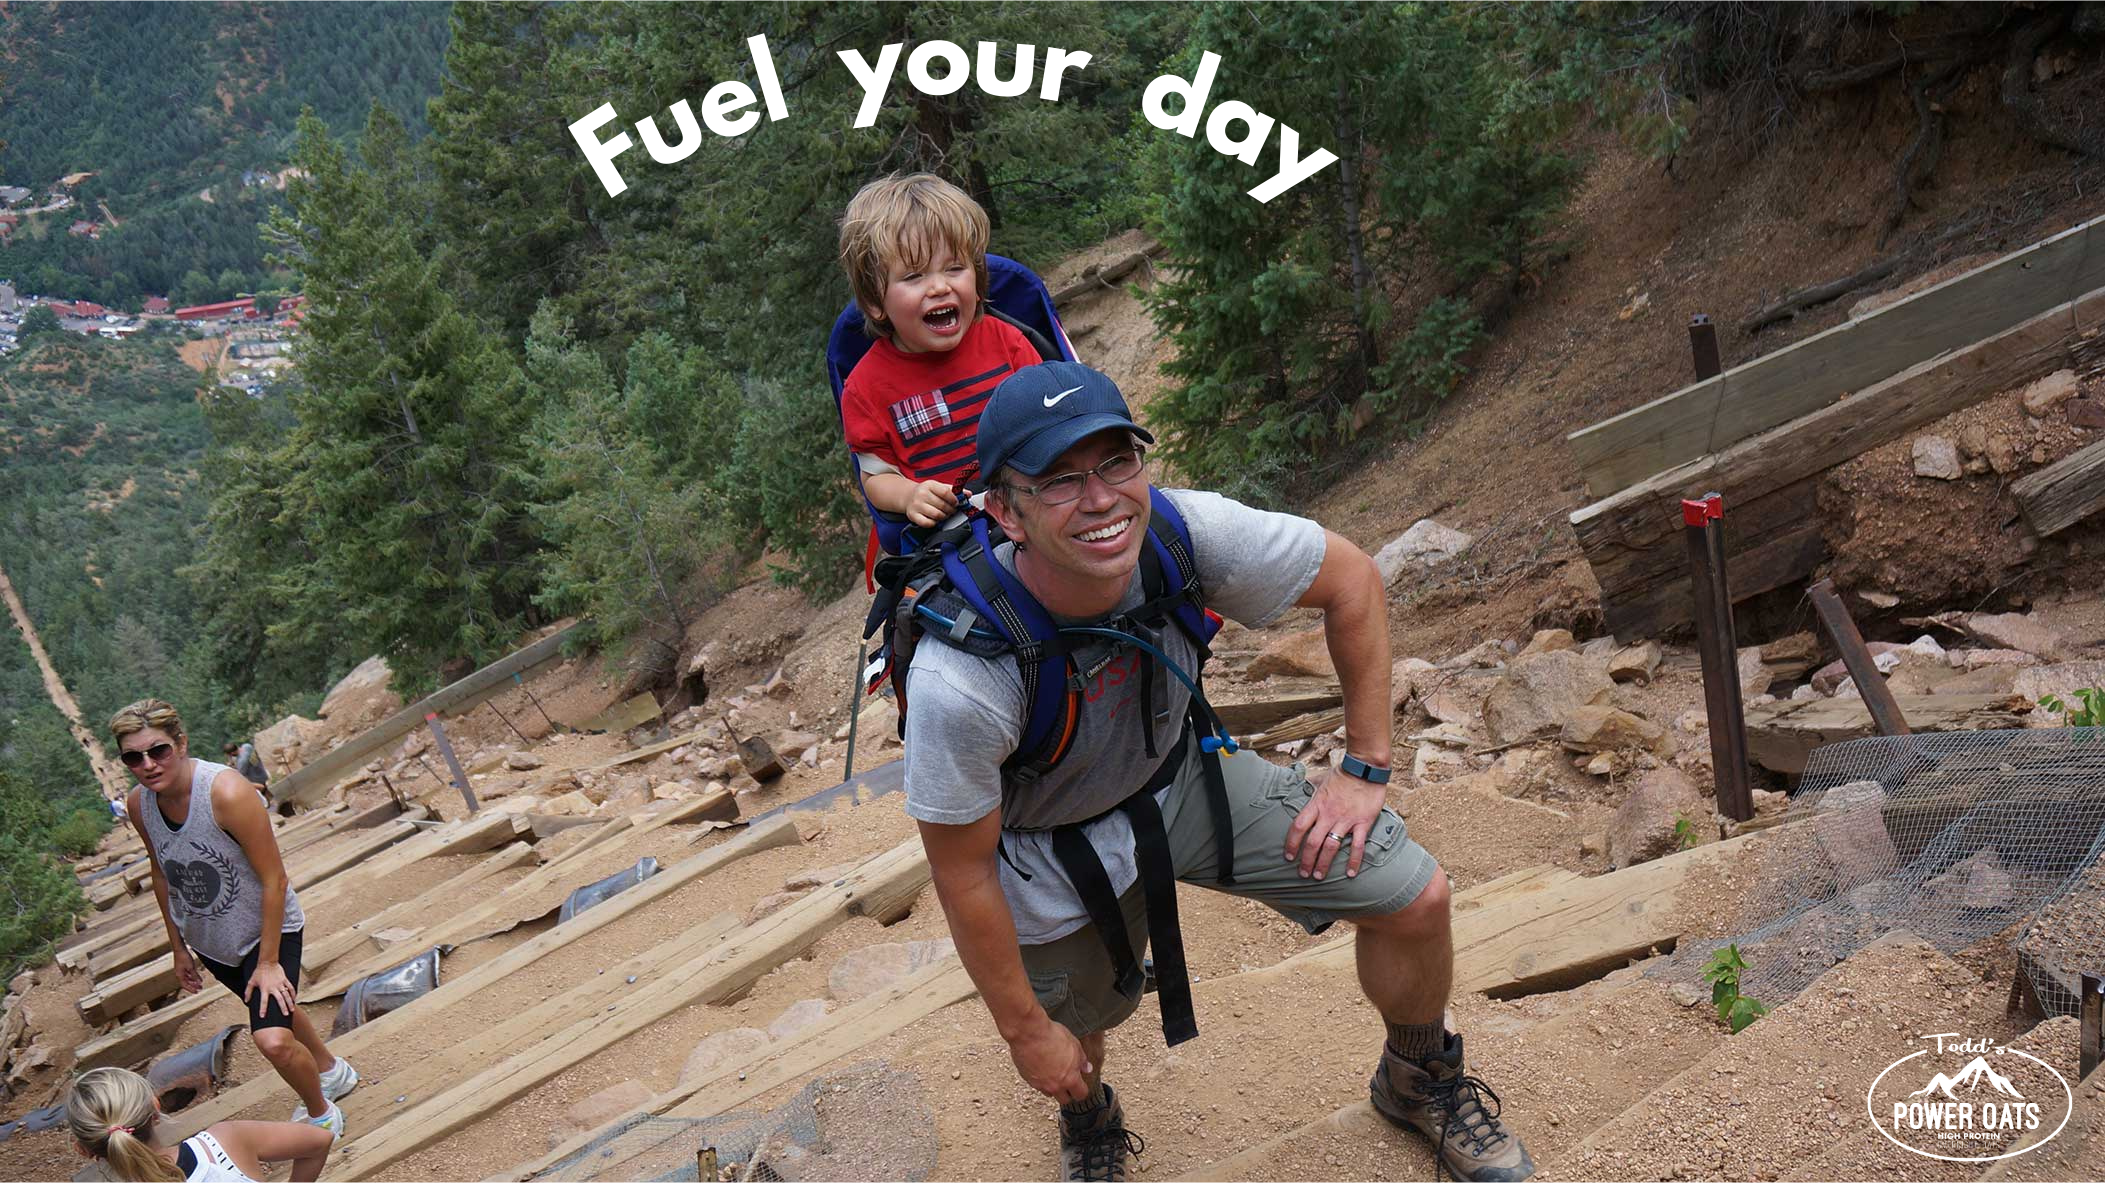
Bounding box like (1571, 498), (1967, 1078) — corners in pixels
(903, 488), (1327, 943)
(136, 759), (305, 964)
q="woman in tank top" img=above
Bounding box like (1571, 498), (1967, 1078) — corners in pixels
(114, 699), (358, 1141)
(67, 1066), (332, 1182)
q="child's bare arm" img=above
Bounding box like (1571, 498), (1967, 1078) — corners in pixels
(865, 471), (959, 527)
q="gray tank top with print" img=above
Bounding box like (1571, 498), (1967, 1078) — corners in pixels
(137, 759), (303, 964)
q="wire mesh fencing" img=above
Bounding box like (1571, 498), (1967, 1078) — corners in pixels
(1652, 728), (2105, 1008)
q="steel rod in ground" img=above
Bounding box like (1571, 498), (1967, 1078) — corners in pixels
(483, 698), (532, 746)
(2082, 972), (2102, 1080)
(1688, 313), (1723, 382)
(425, 713), (479, 814)
(1807, 578), (1912, 737)
(1683, 495), (1754, 822)
(513, 672), (564, 734)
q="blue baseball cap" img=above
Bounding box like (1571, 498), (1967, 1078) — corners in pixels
(976, 361), (1155, 480)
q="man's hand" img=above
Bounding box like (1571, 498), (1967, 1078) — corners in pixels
(1284, 765), (1387, 880)
(903, 479), (960, 527)
(245, 959), (297, 1018)
(172, 946), (203, 994)
(1007, 1011), (1095, 1104)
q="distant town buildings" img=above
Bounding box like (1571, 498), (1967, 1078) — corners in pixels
(144, 296), (171, 315)
(175, 297), (263, 322)
(0, 186), (29, 207)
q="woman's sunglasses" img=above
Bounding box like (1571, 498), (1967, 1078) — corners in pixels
(120, 742), (176, 769)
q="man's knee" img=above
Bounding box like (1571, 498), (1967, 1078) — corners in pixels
(252, 1026), (298, 1064)
(1358, 868), (1450, 940)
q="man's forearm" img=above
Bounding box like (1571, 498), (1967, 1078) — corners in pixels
(1322, 547), (1394, 766)
(929, 862), (1046, 1041)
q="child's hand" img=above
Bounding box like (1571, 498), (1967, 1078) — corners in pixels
(904, 480), (960, 527)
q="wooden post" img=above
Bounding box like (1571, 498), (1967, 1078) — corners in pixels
(1688, 313), (1723, 381)
(1683, 495), (1754, 822)
(425, 713), (479, 814)
(1807, 578), (1911, 737)
(2082, 972), (2102, 1081)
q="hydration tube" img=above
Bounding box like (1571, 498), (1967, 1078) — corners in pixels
(911, 604), (1241, 755)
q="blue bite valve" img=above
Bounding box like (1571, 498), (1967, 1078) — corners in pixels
(1200, 734), (1238, 755)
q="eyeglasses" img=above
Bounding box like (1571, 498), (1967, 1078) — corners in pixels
(1006, 448), (1145, 506)
(120, 742), (175, 769)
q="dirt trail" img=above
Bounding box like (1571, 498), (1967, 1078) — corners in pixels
(0, 563), (127, 797)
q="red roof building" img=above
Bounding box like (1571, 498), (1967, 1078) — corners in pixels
(144, 296), (171, 315)
(174, 298), (258, 322)
(46, 300), (107, 319)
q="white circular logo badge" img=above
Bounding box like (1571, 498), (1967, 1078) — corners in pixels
(1866, 1033), (2072, 1163)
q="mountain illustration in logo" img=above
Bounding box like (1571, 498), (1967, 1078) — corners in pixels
(1911, 1056), (2025, 1101)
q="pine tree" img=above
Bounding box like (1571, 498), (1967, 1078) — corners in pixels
(265, 109), (542, 680)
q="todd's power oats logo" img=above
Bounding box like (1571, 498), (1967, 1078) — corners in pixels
(1866, 1033), (2072, 1162)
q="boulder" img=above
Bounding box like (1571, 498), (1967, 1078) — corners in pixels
(2019, 369), (2079, 418)
(504, 751), (544, 771)
(2014, 660), (2105, 723)
(541, 790), (596, 817)
(651, 780), (697, 801)
(772, 730), (822, 761)
(318, 656), (393, 720)
(1955, 648), (2042, 670)
(677, 1028), (773, 1089)
(1911, 435), (1963, 480)
(1372, 520), (1474, 584)
(827, 938), (957, 1001)
(1247, 627), (1334, 680)
(1814, 780), (1895, 888)
(550, 1080), (655, 1151)
(1937, 664), (2022, 696)
(1607, 641), (1661, 684)
(1963, 613), (2075, 662)
(1559, 705), (1668, 754)
(1607, 768), (1704, 869)
(1480, 650), (1614, 745)
(1811, 644), (1904, 694)
(855, 695), (901, 749)
(254, 713), (325, 774)
(1411, 743), (1468, 782)
(1391, 657), (1438, 713)
(766, 998), (833, 1041)
(1923, 849), (2015, 911)
(1518, 629), (1576, 658)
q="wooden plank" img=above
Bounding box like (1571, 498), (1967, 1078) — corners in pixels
(1604, 523), (1827, 640)
(508, 957), (980, 1181)
(319, 839), (930, 1180)
(1213, 691), (1344, 736)
(273, 621), (585, 806)
(1244, 835), (1759, 993)
(2013, 437), (2105, 537)
(1253, 708), (1345, 748)
(1576, 289), (2099, 635)
(303, 841), (540, 973)
(170, 817), (810, 1140)
(277, 800), (399, 859)
(539, 816), (634, 871)
(303, 789), (743, 1000)
(1744, 693), (2034, 775)
(1568, 216), (2105, 496)
(420, 812), (532, 858)
(576, 692), (662, 735)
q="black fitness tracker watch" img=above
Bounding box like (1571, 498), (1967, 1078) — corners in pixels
(1338, 753), (1392, 784)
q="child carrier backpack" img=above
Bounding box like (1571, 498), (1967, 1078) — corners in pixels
(864, 485), (1245, 1048)
(826, 254), (1078, 570)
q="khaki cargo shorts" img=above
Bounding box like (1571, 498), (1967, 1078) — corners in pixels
(1019, 744), (1441, 1036)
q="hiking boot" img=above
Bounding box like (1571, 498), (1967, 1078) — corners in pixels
(1059, 1083), (1145, 1181)
(1370, 1033), (1533, 1182)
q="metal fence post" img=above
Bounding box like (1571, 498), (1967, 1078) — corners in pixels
(1683, 494), (1754, 822)
(424, 712), (479, 814)
(1689, 313), (1723, 382)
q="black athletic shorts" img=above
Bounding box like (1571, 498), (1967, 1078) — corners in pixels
(195, 928), (304, 1032)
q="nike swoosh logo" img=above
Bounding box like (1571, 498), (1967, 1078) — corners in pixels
(1044, 385), (1084, 408)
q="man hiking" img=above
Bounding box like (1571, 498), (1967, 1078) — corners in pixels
(900, 362), (1532, 1181)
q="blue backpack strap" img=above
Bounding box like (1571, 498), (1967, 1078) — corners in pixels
(937, 517), (1076, 769)
(1140, 487), (1217, 650)
(985, 254), (1077, 363)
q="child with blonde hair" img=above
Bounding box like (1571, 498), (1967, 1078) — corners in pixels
(67, 1066), (332, 1182)
(837, 172), (1046, 536)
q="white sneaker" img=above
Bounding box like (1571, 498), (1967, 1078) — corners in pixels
(319, 1056), (359, 1102)
(292, 1101), (345, 1143)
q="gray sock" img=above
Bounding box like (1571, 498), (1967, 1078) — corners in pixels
(1386, 1020), (1447, 1063)
(1061, 1081), (1108, 1116)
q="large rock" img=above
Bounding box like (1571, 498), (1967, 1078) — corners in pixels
(504, 751), (544, 771)
(1912, 435), (1963, 480)
(1559, 705), (1668, 754)
(1247, 627), (1334, 680)
(1481, 650), (1614, 745)
(549, 1080), (655, 1150)
(254, 713), (325, 774)
(2014, 660), (2105, 724)
(2020, 369), (2079, 418)
(827, 938), (957, 1001)
(1964, 613), (2075, 662)
(1814, 780), (1895, 888)
(1391, 657), (1438, 713)
(1937, 664), (2022, 696)
(318, 656), (393, 720)
(1607, 641), (1661, 684)
(1372, 520), (1474, 585)
(677, 1027), (773, 1089)
(766, 998), (833, 1041)
(1955, 648), (2041, 670)
(1810, 644), (1904, 694)
(1607, 768), (1703, 869)
(772, 730), (822, 761)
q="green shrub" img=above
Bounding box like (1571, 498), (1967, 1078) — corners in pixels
(50, 808), (110, 859)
